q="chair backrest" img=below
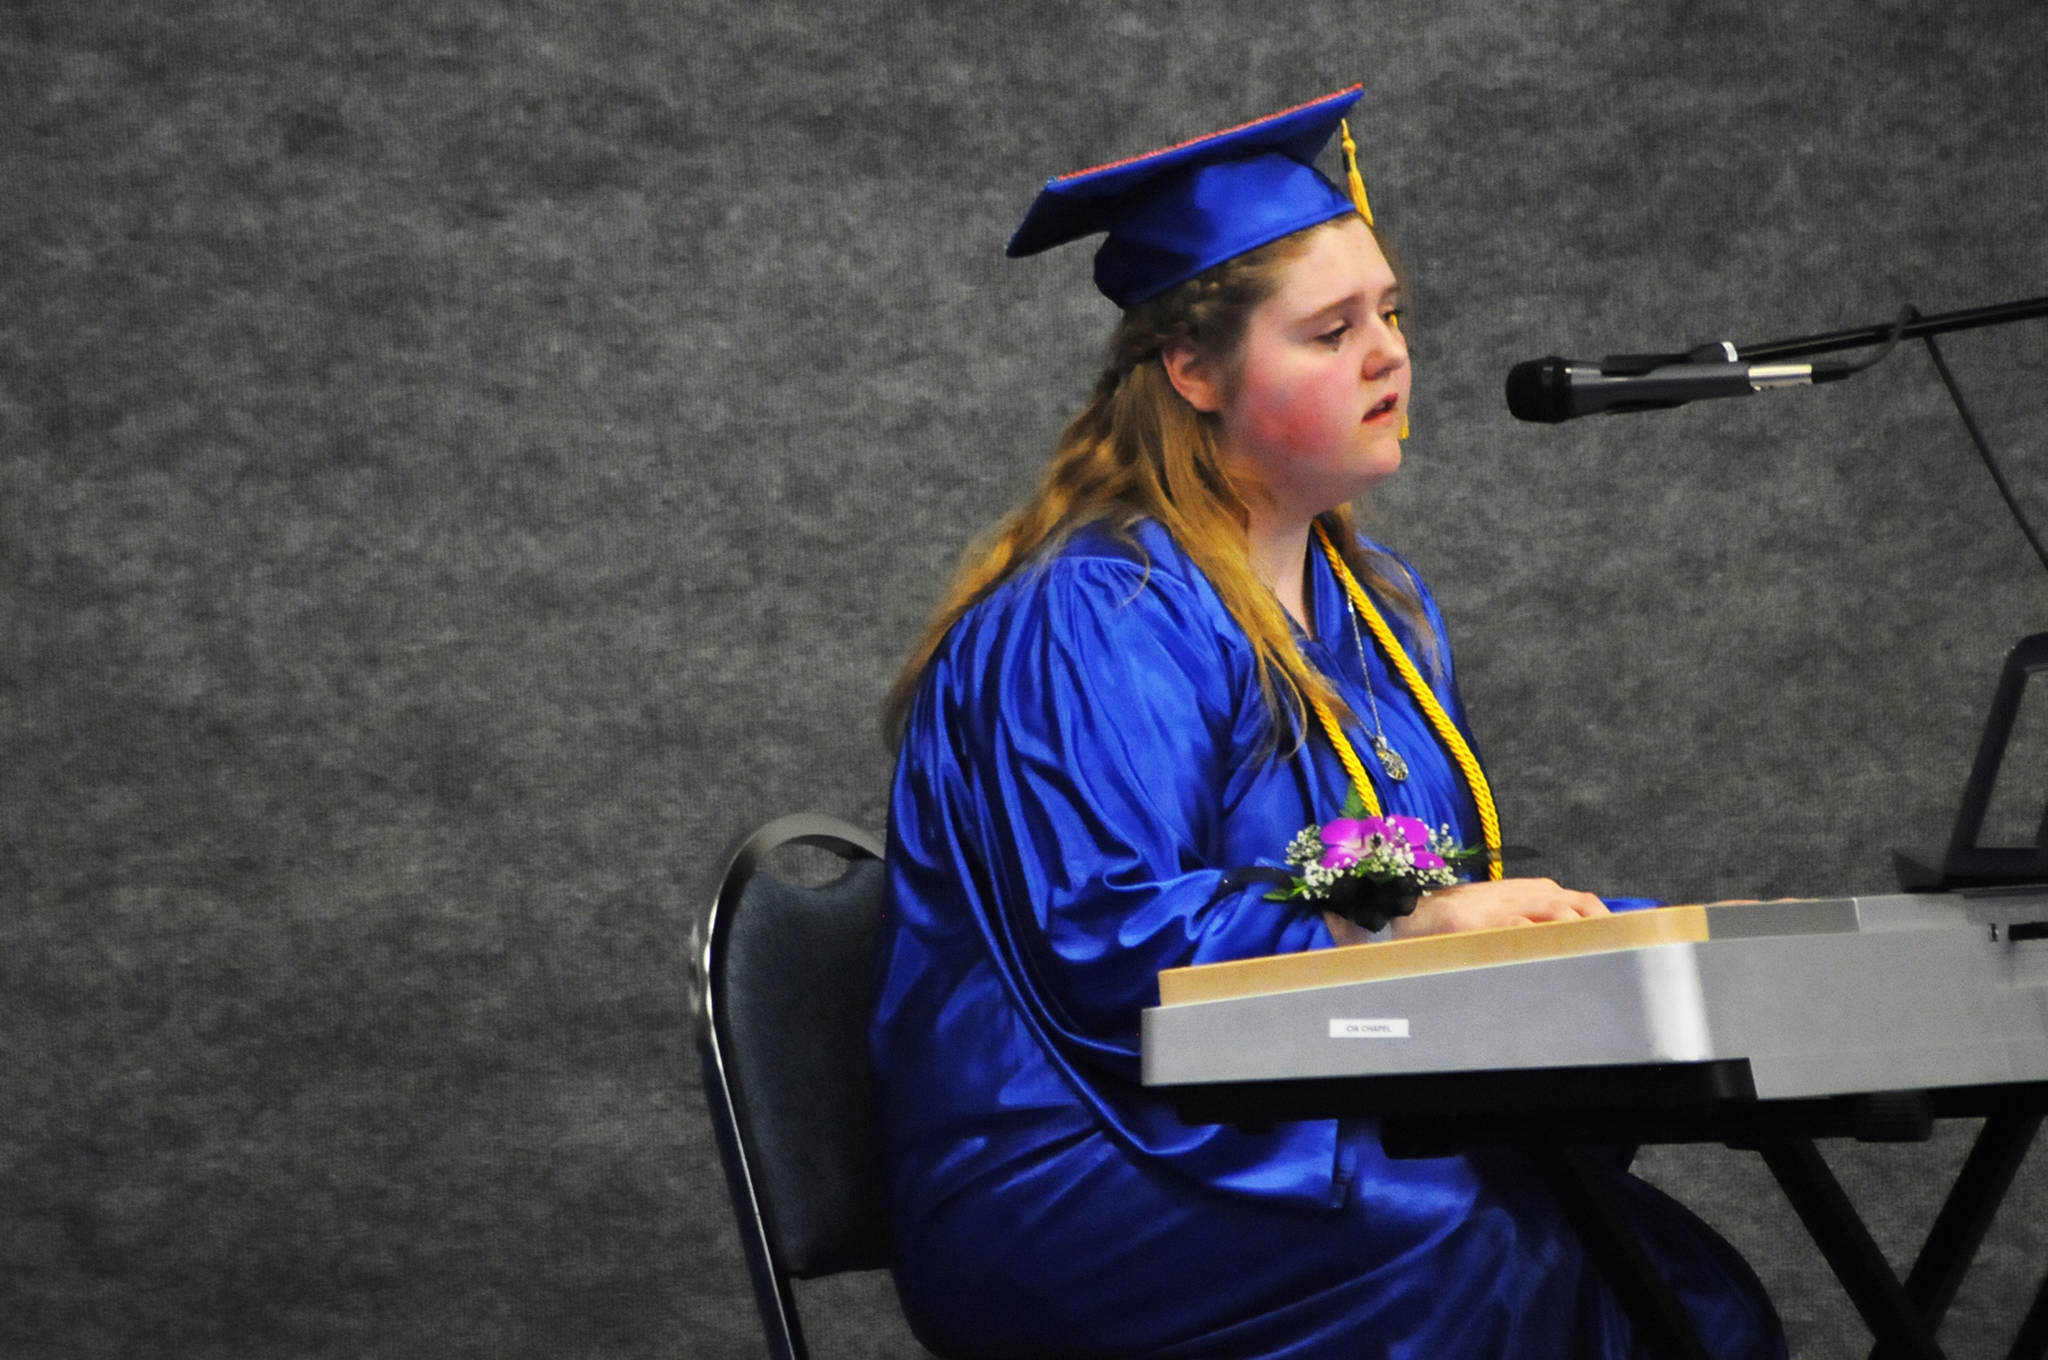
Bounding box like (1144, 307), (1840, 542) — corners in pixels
(699, 813), (892, 1360)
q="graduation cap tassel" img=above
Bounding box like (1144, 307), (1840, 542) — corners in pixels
(1391, 313), (1410, 440)
(1342, 119), (1406, 439)
(1338, 118), (1374, 228)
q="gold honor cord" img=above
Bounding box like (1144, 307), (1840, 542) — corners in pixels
(1306, 525), (1504, 880)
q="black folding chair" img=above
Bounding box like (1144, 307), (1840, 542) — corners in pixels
(698, 813), (948, 1360)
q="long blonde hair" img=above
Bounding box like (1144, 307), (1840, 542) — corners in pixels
(885, 216), (1434, 744)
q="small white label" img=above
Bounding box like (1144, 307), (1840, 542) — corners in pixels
(1329, 1017), (1409, 1039)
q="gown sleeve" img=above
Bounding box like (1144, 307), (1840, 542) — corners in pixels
(894, 549), (1331, 1079)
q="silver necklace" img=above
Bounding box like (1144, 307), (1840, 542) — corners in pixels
(1346, 597), (1409, 782)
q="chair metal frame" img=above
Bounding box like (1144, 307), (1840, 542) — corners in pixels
(699, 812), (889, 1360)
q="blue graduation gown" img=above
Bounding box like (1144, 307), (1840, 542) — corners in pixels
(871, 520), (1784, 1359)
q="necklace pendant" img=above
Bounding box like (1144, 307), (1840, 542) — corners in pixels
(1369, 734), (1409, 782)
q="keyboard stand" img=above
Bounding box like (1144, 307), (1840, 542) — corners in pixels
(1172, 1075), (2048, 1360)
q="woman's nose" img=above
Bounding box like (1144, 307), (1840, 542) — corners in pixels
(1362, 324), (1406, 375)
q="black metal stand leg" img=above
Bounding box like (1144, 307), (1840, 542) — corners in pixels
(2006, 1267), (2048, 1360)
(1869, 1113), (2042, 1360)
(1757, 1138), (1947, 1360)
(1546, 1147), (1715, 1360)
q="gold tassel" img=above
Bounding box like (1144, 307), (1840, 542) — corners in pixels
(1343, 119), (1402, 437)
(1390, 312), (1409, 439)
(1339, 118), (1374, 227)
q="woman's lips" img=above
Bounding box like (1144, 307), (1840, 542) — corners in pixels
(1363, 394), (1399, 422)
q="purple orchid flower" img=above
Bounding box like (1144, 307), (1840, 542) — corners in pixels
(1317, 813), (1443, 872)
(1315, 818), (1375, 869)
(1380, 815), (1431, 850)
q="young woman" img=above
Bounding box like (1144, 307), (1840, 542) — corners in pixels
(870, 87), (1785, 1359)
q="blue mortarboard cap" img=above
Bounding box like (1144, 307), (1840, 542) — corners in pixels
(1007, 86), (1366, 308)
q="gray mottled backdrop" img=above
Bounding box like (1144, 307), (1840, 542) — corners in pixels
(3, 1), (2046, 1356)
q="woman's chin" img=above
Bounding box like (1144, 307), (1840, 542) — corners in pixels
(1349, 442), (1403, 492)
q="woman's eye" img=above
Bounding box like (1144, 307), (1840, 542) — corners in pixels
(1383, 309), (1404, 330)
(1317, 324), (1350, 347)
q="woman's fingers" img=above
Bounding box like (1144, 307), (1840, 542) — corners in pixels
(1393, 879), (1610, 938)
(1560, 891), (1610, 919)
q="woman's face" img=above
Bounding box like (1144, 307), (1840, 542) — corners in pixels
(1208, 216), (1409, 521)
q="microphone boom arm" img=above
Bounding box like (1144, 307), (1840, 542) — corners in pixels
(1731, 294), (2048, 363)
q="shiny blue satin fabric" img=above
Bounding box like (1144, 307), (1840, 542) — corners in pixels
(871, 522), (1783, 1359)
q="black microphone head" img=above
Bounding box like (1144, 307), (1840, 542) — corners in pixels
(1505, 356), (1575, 423)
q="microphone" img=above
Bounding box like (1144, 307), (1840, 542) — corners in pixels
(1505, 343), (1857, 423)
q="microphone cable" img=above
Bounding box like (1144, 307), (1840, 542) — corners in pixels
(1907, 309), (2048, 580)
(1750, 302), (2048, 581)
(1816, 303), (1913, 377)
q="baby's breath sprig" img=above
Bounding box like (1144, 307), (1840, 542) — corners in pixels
(1265, 800), (1488, 931)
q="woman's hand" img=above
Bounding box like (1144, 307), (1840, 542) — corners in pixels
(1390, 878), (1609, 939)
